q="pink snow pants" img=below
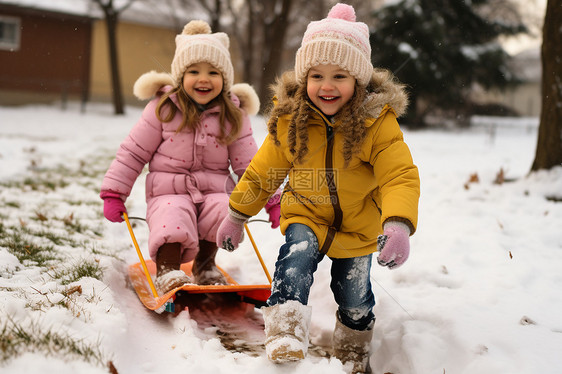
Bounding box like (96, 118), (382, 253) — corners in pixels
(146, 192), (228, 263)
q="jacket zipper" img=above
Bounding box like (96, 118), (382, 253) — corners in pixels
(319, 120), (344, 254)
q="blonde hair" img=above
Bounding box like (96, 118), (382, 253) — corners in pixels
(155, 84), (243, 145)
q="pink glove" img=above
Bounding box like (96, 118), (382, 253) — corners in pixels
(377, 221), (411, 269)
(101, 191), (127, 223)
(216, 209), (248, 251)
(264, 191), (281, 229)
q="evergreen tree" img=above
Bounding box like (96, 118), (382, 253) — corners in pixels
(370, 0), (527, 126)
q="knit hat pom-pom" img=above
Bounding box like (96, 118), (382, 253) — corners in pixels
(182, 20), (211, 35)
(327, 3), (356, 22)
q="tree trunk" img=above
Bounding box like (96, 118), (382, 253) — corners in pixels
(258, 0), (293, 111)
(211, 0), (221, 32)
(243, 0), (255, 83)
(105, 11), (125, 115)
(531, 0), (562, 171)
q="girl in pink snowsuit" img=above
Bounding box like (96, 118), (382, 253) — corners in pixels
(100, 20), (275, 294)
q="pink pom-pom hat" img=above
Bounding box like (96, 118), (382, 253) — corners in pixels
(295, 3), (373, 86)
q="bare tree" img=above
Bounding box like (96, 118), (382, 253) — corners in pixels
(224, 0), (254, 84)
(196, 0), (222, 31)
(155, 0), (376, 111)
(92, 0), (136, 115)
(255, 0), (293, 106)
(225, 0), (327, 109)
(531, 0), (562, 171)
(185, 0), (300, 108)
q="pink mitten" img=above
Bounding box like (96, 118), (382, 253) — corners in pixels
(377, 221), (411, 269)
(264, 191), (281, 229)
(216, 209), (248, 251)
(101, 191), (127, 223)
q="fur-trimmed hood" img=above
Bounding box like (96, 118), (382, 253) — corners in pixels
(270, 68), (408, 119)
(132, 70), (260, 116)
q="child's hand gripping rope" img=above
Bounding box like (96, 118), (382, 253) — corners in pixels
(101, 191), (127, 223)
(216, 210), (248, 251)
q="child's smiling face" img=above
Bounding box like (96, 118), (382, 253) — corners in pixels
(182, 62), (223, 105)
(306, 64), (356, 116)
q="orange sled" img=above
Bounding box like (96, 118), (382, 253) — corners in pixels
(123, 212), (272, 314)
(129, 260), (271, 313)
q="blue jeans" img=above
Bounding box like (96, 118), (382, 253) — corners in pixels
(267, 223), (376, 330)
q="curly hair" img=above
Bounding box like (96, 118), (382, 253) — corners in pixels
(267, 71), (369, 165)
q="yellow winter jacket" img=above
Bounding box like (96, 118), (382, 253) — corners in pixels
(230, 70), (420, 258)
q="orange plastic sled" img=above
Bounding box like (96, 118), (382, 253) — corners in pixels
(129, 260), (271, 313)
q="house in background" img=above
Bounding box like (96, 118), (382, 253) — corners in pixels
(498, 47), (542, 117)
(471, 47), (542, 118)
(0, 0), (183, 107)
(0, 3), (93, 106)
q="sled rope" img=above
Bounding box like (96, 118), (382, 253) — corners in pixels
(370, 275), (414, 320)
(123, 212), (159, 298)
(244, 223), (272, 284)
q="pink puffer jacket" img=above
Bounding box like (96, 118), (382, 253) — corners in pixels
(101, 73), (260, 262)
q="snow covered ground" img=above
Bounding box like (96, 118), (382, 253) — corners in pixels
(0, 102), (561, 374)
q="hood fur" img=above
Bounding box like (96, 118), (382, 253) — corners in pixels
(230, 83), (260, 116)
(270, 68), (408, 119)
(133, 71), (260, 116)
(133, 71), (174, 101)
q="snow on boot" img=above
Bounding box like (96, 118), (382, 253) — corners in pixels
(154, 269), (191, 295)
(192, 240), (227, 285)
(262, 300), (312, 362)
(155, 243), (191, 295)
(332, 313), (375, 374)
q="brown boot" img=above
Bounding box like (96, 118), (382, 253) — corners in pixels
(192, 240), (228, 285)
(154, 242), (191, 295)
(263, 300), (312, 362)
(332, 312), (374, 374)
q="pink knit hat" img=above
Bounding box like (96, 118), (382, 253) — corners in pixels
(171, 20), (234, 91)
(295, 3), (373, 86)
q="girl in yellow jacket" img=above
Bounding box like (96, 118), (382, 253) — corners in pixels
(216, 4), (420, 372)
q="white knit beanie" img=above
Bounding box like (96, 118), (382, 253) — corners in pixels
(171, 20), (234, 91)
(295, 3), (373, 86)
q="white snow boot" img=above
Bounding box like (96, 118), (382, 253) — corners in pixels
(332, 313), (375, 374)
(192, 240), (227, 285)
(154, 270), (191, 295)
(262, 300), (312, 362)
(155, 243), (191, 295)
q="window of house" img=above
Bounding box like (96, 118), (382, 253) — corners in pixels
(0, 15), (21, 51)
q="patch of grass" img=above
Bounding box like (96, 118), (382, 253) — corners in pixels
(19, 226), (81, 248)
(23, 176), (69, 191)
(86, 241), (122, 260)
(0, 228), (60, 266)
(52, 162), (110, 180)
(64, 199), (98, 207)
(4, 201), (20, 208)
(50, 259), (104, 285)
(62, 218), (88, 235)
(41, 230), (69, 246)
(91, 228), (103, 237)
(0, 317), (106, 365)
(0, 153), (126, 368)
(0, 180), (20, 189)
